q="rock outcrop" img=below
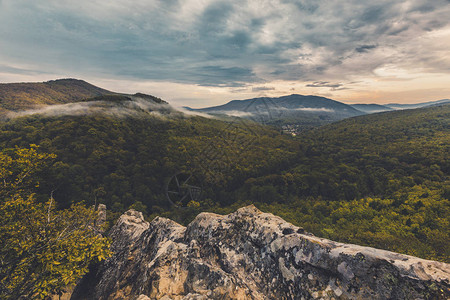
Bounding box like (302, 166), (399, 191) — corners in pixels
(72, 205), (450, 299)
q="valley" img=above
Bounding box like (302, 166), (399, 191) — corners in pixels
(0, 79), (448, 263)
(3, 1), (450, 298)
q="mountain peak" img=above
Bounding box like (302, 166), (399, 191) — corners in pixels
(187, 94), (364, 130)
(0, 78), (114, 111)
(0, 79), (169, 113)
(45, 78), (88, 83)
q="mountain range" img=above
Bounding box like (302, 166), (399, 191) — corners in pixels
(185, 94), (364, 126)
(386, 99), (450, 110)
(1, 79), (449, 125)
(0, 77), (448, 291)
(187, 94), (450, 116)
(349, 103), (394, 113)
(185, 93), (450, 130)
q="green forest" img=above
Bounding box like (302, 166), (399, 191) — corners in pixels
(0, 103), (449, 263)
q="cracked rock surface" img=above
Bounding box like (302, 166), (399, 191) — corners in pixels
(72, 205), (450, 299)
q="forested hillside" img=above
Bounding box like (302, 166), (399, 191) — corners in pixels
(0, 99), (448, 262)
(0, 112), (296, 214)
(187, 94), (365, 132)
(0, 79), (114, 111)
(252, 105), (449, 202)
(226, 104), (449, 261)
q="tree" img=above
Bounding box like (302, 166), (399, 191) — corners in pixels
(0, 145), (110, 299)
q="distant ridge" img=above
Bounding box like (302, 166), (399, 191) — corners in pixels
(189, 94), (450, 118)
(82, 93), (167, 105)
(187, 94), (364, 128)
(386, 99), (450, 110)
(191, 94), (361, 115)
(0, 78), (115, 111)
(350, 103), (393, 113)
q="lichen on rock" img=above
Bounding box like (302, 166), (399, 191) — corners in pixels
(72, 205), (450, 300)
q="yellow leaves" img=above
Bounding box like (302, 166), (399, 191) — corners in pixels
(0, 146), (110, 299)
(1, 145), (56, 200)
(97, 254), (106, 262)
(187, 200), (200, 208)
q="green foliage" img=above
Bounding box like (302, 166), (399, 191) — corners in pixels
(157, 105), (450, 261)
(255, 184), (449, 262)
(0, 104), (448, 262)
(0, 145), (56, 199)
(241, 104), (450, 202)
(0, 146), (110, 299)
(0, 114), (296, 212)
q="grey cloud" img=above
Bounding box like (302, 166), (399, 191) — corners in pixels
(306, 81), (342, 89)
(270, 70), (285, 75)
(282, 0), (319, 13)
(1, 0), (449, 87)
(252, 86), (275, 92)
(355, 45), (377, 53)
(409, 2), (438, 13)
(0, 64), (51, 76)
(306, 81), (341, 88)
(194, 66), (259, 86)
(250, 18), (265, 29)
(225, 31), (252, 50)
(116, 65), (258, 87)
(199, 2), (234, 36)
(360, 5), (388, 24)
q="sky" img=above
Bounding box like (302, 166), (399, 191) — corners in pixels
(1, 0), (449, 107)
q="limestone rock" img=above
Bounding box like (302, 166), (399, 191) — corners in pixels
(96, 203), (107, 233)
(72, 206), (450, 299)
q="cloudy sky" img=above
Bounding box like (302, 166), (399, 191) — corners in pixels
(1, 0), (449, 107)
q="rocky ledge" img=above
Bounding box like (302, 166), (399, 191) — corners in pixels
(72, 205), (450, 299)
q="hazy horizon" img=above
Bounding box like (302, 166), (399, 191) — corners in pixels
(1, 0), (449, 107)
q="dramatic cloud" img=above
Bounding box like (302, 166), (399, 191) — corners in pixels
(1, 0), (449, 105)
(355, 45), (378, 53)
(306, 82), (343, 89)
